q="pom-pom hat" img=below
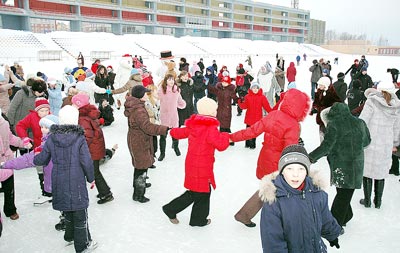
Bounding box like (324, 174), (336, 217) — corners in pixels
(197, 97), (218, 117)
(222, 76), (231, 84)
(35, 98), (50, 112)
(278, 144), (311, 174)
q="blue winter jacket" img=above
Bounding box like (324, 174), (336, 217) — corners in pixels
(33, 124), (94, 212)
(260, 173), (341, 253)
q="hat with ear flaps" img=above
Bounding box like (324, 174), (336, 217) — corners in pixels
(196, 97), (218, 117)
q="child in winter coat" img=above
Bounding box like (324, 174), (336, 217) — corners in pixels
(162, 97), (230, 226)
(286, 62), (297, 88)
(47, 78), (63, 116)
(99, 99), (114, 126)
(71, 93), (113, 205)
(33, 105), (97, 253)
(157, 74), (186, 161)
(0, 109), (32, 223)
(259, 144), (342, 252)
(16, 97), (51, 197)
(237, 83), (271, 149)
(124, 85), (169, 203)
(309, 103), (371, 229)
(192, 71), (206, 113)
(207, 76), (237, 140)
(230, 89), (311, 227)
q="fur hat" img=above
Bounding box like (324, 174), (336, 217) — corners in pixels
(222, 76), (231, 84)
(59, 105), (79, 125)
(71, 93), (90, 108)
(31, 79), (47, 93)
(39, 114), (59, 129)
(131, 85), (150, 99)
(197, 97), (218, 117)
(337, 72), (345, 80)
(34, 98), (50, 112)
(278, 144), (311, 174)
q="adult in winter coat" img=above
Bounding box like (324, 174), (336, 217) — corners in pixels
(192, 71), (206, 113)
(358, 88), (400, 209)
(112, 68), (142, 99)
(309, 103), (371, 228)
(179, 57), (189, 72)
(162, 97), (230, 226)
(237, 83), (271, 149)
(332, 72), (348, 103)
(7, 78), (47, 131)
(309, 59), (323, 100)
(197, 58), (205, 74)
(230, 89), (311, 227)
(204, 66), (218, 101)
(94, 65), (112, 105)
(72, 93), (113, 205)
(354, 67), (373, 92)
(346, 80), (365, 116)
(207, 76), (237, 134)
(274, 66), (285, 94)
(33, 105), (96, 253)
(257, 62), (280, 108)
(286, 62), (297, 86)
(259, 146), (341, 253)
(176, 71), (194, 126)
(124, 86), (169, 202)
(0, 74), (15, 115)
(345, 59), (361, 83)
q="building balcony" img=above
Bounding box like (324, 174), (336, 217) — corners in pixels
(30, 9), (77, 19)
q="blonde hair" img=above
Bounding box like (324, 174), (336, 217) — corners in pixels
(381, 90), (392, 106)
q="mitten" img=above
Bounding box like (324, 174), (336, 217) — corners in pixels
(329, 238), (340, 249)
(99, 118), (105, 125)
(22, 137), (32, 146)
(34, 147), (42, 154)
(106, 89), (112, 95)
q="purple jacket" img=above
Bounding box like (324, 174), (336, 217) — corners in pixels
(34, 125), (94, 212)
(3, 134), (53, 193)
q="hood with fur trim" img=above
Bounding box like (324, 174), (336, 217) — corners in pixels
(49, 124), (85, 148)
(259, 170), (328, 204)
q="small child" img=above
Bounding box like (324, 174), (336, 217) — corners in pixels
(33, 105), (97, 252)
(99, 98), (114, 126)
(47, 78), (63, 116)
(237, 82), (271, 149)
(259, 144), (341, 252)
(162, 97), (230, 226)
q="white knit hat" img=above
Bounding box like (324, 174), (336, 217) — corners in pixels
(58, 105), (79, 125)
(197, 97), (218, 117)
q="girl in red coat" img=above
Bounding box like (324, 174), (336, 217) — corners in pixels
(286, 62), (297, 88)
(237, 83), (272, 149)
(72, 92), (114, 205)
(16, 97), (51, 197)
(162, 97), (230, 227)
(230, 88), (311, 227)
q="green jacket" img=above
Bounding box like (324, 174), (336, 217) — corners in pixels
(309, 103), (371, 189)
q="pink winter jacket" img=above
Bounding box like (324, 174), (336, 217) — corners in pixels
(0, 116), (25, 182)
(158, 85), (186, 128)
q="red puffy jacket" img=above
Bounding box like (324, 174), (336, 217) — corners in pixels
(286, 62), (297, 83)
(238, 88), (271, 126)
(16, 110), (43, 148)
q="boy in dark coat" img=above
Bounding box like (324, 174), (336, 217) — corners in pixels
(346, 79), (365, 116)
(162, 97), (230, 226)
(124, 85), (169, 203)
(33, 105), (97, 253)
(259, 144), (341, 252)
(332, 72), (347, 103)
(309, 103), (371, 229)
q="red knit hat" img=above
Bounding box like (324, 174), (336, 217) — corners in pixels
(222, 76), (231, 84)
(35, 98), (50, 112)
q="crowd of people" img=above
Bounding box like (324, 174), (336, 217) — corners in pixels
(0, 50), (399, 253)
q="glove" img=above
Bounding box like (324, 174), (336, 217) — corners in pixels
(329, 238), (340, 249)
(106, 89), (112, 95)
(34, 147), (42, 154)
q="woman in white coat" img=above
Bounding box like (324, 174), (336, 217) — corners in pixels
(359, 88), (400, 209)
(257, 61), (280, 108)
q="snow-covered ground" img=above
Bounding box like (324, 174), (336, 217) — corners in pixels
(1, 34), (400, 253)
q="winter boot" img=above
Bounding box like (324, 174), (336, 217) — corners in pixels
(55, 212), (66, 231)
(38, 173), (52, 197)
(158, 135), (166, 161)
(373, 179), (385, 209)
(172, 138), (181, 156)
(97, 192), (114, 204)
(234, 191), (263, 228)
(133, 174), (149, 203)
(359, 177), (372, 207)
(389, 154), (399, 176)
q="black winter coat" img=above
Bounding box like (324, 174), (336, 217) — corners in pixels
(177, 78), (194, 125)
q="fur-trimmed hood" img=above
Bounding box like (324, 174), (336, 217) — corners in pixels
(49, 124), (85, 148)
(259, 170), (329, 204)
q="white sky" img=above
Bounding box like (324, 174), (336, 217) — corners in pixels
(256, 0), (399, 46)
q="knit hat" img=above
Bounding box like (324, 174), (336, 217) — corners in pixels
(71, 93), (90, 108)
(107, 65), (113, 70)
(361, 66), (367, 72)
(131, 85), (150, 99)
(47, 77), (57, 85)
(222, 76), (231, 84)
(250, 82), (260, 89)
(197, 97), (218, 117)
(34, 98), (50, 112)
(337, 72), (345, 80)
(31, 79), (47, 93)
(317, 76), (331, 89)
(278, 144), (311, 174)
(39, 114), (59, 129)
(131, 68), (140, 76)
(322, 69), (329, 75)
(0, 73), (5, 82)
(64, 67), (72, 74)
(58, 105), (79, 125)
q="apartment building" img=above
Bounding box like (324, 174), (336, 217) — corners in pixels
(0, 0), (310, 42)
